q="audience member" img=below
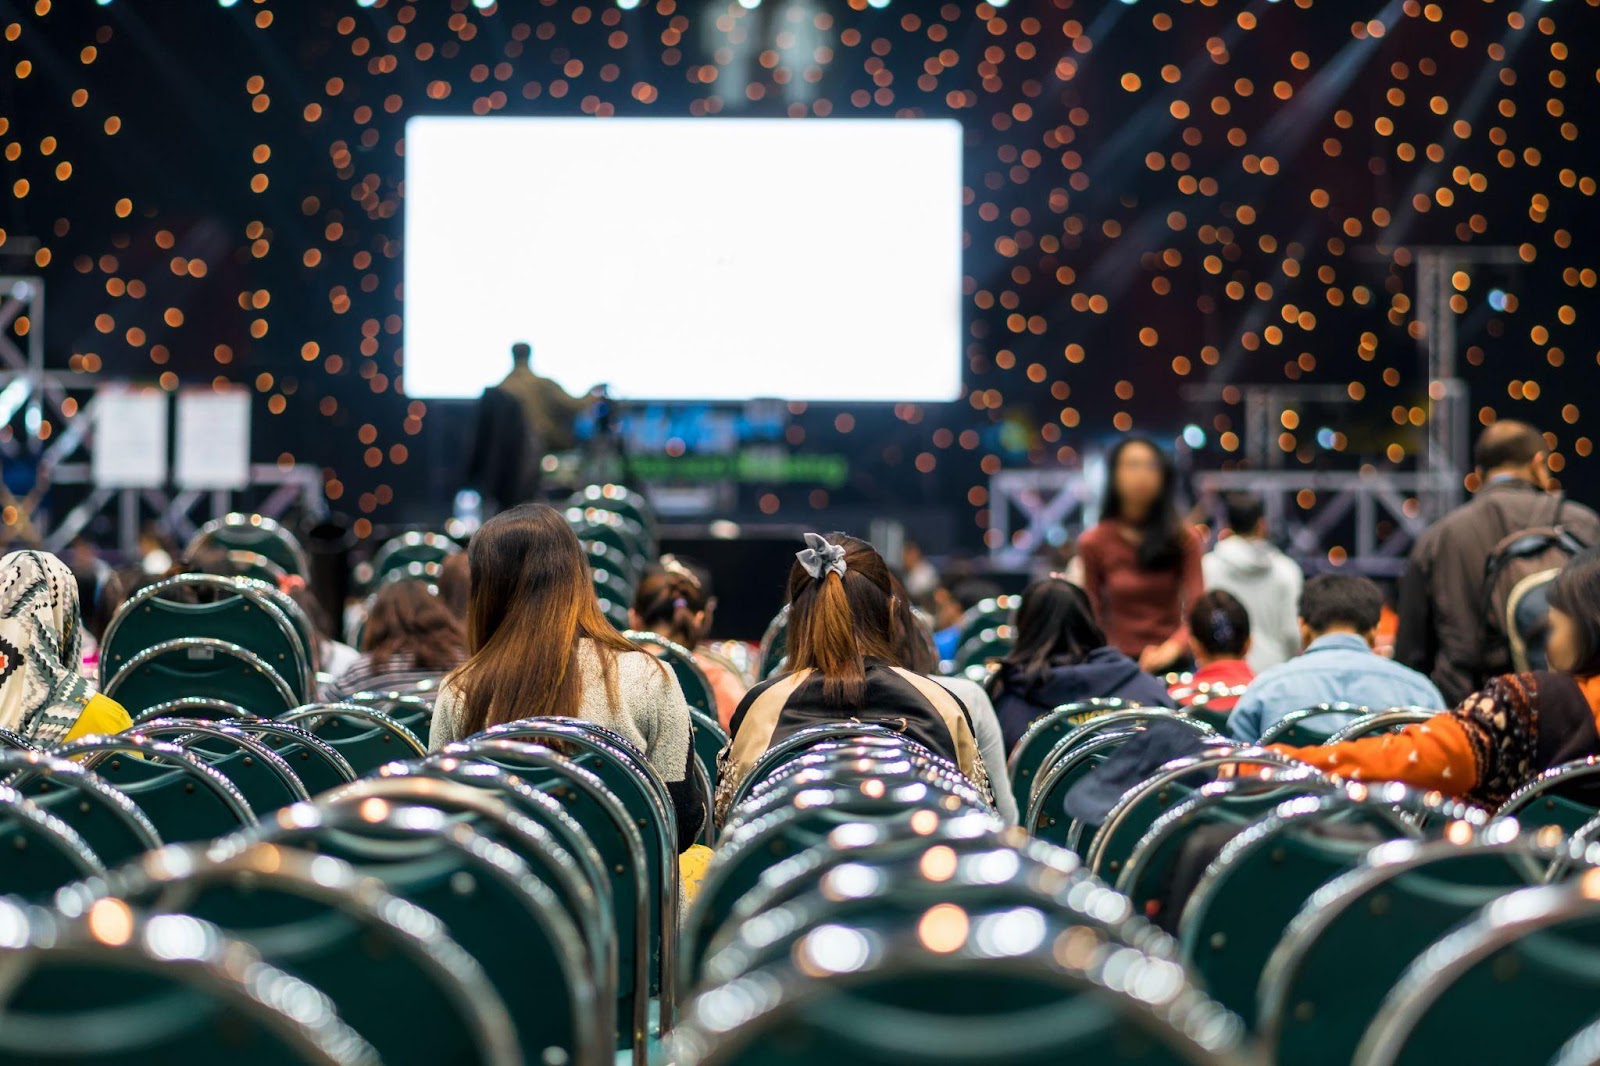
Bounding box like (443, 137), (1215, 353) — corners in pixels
(428, 503), (704, 851)
(1077, 436), (1203, 674)
(629, 556), (748, 729)
(1201, 492), (1303, 671)
(1173, 589), (1255, 713)
(329, 579), (467, 700)
(1271, 546), (1600, 807)
(1396, 420), (1600, 705)
(900, 539), (940, 602)
(0, 550), (132, 745)
(1229, 574), (1445, 743)
(722, 533), (989, 825)
(986, 576), (1175, 752)
(437, 550), (470, 620)
(886, 579), (1017, 825)
(931, 575), (1003, 662)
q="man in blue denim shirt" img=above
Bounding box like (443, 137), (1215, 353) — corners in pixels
(1229, 573), (1446, 742)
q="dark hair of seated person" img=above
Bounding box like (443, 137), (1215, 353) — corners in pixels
(993, 577), (1107, 691)
(1188, 589), (1251, 660)
(1298, 573), (1384, 635)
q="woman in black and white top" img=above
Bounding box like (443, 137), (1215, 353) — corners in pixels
(428, 503), (704, 850)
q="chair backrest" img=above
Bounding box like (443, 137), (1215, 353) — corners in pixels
(131, 697), (253, 725)
(0, 783), (106, 898)
(76, 841), (522, 1066)
(1323, 708), (1439, 743)
(100, 572), (313, 708)
(953, 595), (1020, 651)
(0, 899), (378, 1064)
(1258, 824), (1580, 1066)
(1026, 712), (1214, 837)
(318, 773), (615, 1040)
(1083, 749), (1311, 878)
(1255, 703), (1369, 747)
(1495, 755), (1600, 835)
(368, 531), (461, 589)
(187, 512), (310, 580)
(0, 749), (161, 867)
(952, 624), (1015, 673)
(1006, 699), (1141, 817)
(1178, 784), (1471, 1027)
(673, 927), (1247, 1066)
(1113, 773), (1340, 930)
(256, 801), (604, 1066)
(1355, 875), (1600, 1065)
(230, 719), (359, 797)
(724, 722), (928, 817)
(280, 704), (427, 776)
(568, 484), (658, 541)
(52, 734), (257, 843)
(127, 718), (310, 815)
(475, 717), (680, 1026)
(447, 738), (657, 1048)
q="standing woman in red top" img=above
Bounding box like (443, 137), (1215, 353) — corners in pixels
(1078, 436), (1204, 675)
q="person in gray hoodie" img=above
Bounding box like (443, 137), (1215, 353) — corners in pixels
(1202, 493), (1304, 673)
(986, 577), (1175, 752)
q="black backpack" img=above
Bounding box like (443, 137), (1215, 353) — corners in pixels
(1481, 495), (1591, 672)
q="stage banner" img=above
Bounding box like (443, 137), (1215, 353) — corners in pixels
(91, 386), (169, 488)
(175, 387), (252, 490)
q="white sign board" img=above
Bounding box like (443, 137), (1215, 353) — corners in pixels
(91, 387), (168, 488)
(175, 388), (252, 490)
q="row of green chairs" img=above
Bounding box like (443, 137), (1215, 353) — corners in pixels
(675, 727), (1249, 1063)
(568, 484), (659, 629)
(185, 513), (309, 585)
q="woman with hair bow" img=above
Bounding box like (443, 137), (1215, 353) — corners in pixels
(719, 533), (992, 825)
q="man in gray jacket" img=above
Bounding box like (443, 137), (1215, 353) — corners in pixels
(1202, 493), (1304, 672)
(1396, 420), (1600, 705)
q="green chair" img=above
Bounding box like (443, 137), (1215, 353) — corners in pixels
(127, 718), (310, 815)
(256, 801), (604, 1066)
(131, 697), (252, 725)
(1552, 1014), (1600, 1066)
(689, 707), (728, 789)
(1083, 750), (1307, 879)
(570, 508), (650, 575)
(73, 841), (521, 1066)
(367, 531), (461, 589)
(280, 704), (426, 776)
(1177, 783), (1472, 1027)
(232, 719), (358, 797)
(1255, 703), (1369, 747)
(1031, 709), (1209, 811)
(1495, 756), (1600, 835)
(1356, 877), (1600, 1065)
(1259, 825), (1576, 1066)
(1114, 773), (1340, 931)
(722, 723), (927, 818)
(319, 773), (616, 1047)
(187, 512), (310, 581)
(449, 738), (655, 1055)
(0, 900), (379, 1065)
(1026, 731), (1171, 849)
(0, 783), (105, 898)
(674, 925), (1247, 1066)
(953, 624), (1014, 673)
(758, 605), (790, 680)
(476, 718), (681, 1028)
(1322, 707), (1439, 742)
(50, 734), (257, 844)
(952, 595), (1021, 654)
(1006, 700), (1140, 819)
(99, 573), (312, 714)
(0, 750), (162, 868)
(568, 484), (658, 545)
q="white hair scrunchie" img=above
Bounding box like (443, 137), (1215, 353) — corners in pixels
(796, 533), (848, 581)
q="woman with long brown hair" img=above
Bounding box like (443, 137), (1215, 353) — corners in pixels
(429, 503), (704, 848)
(328, 579), (467, 699)
(720, 533), (990, 823)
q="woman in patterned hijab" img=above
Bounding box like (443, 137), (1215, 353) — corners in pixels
(0, 550), (131, 746)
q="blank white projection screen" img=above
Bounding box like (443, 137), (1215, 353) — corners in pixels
(403, 117), (964, 402)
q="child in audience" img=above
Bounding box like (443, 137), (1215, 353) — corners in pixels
(329, 578), (467, 699)
(629, 557), (747, 729)
(721, 533), (990, 825)
(428, 503), (704, 850)
(1172, 589), (1255, 713)
(885, 579), (1017, 825)
(0, 550), (132, 745)
(986, 576), (1175, 752)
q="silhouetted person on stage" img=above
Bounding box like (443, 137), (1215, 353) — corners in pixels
(463, 341), (591, 511)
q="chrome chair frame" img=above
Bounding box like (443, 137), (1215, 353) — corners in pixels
(50, 733), (258, 830)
